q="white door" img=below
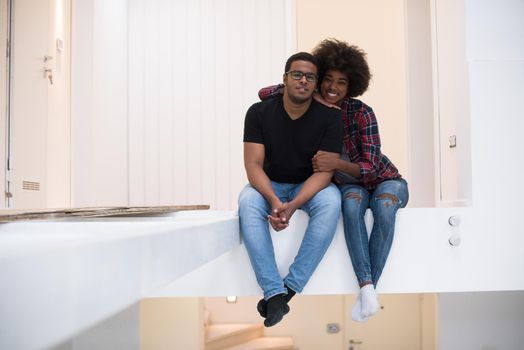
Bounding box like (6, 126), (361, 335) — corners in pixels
(7, 0), (50, 208)
(0, 0), (8, 208)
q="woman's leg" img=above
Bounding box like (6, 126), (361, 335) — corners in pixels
(368, 179), (409, 286)
(341, 184), (371, 285)
(340, 184), (372, 321)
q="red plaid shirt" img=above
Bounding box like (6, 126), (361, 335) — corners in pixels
(258, 85), (401, 190)
(338, 97), (400, 190)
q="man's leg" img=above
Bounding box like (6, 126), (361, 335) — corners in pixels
(238, 184), (290, 327)
(238, 184), (287, 299)
(283, 183), (341, 293)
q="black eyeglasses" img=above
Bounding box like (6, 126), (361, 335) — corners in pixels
(285, 70), (317, 83)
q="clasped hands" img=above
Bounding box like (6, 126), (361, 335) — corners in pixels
(268, 201), (297, 232)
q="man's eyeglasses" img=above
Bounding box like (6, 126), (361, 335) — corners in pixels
(285, 70), (317, 83)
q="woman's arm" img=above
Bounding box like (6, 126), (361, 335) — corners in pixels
(353, 105), (382, 183)
(258, 84), (284, 100)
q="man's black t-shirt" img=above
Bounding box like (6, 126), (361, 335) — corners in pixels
(243, 95), (343, 183)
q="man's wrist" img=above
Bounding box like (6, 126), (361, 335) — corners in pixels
(288, 199), (301, 210)
(269, 197), (282, 209)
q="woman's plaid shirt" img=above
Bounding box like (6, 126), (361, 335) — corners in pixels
(339, 97), (400, 190)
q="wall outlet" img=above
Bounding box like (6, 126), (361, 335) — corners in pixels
(326, 323), (340, 333)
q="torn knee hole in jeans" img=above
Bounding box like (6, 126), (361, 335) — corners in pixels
(376, 193), (399, 207)
(345, 192), (363, 203)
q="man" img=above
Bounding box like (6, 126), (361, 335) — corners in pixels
(238, 52), (343, 327)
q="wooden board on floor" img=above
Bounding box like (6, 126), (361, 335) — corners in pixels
(0, 205), (210, 223)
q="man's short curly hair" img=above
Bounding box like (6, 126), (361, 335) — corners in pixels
(312, 39), (371, 98)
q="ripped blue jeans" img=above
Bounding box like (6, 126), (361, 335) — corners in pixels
(340, 179), (408, 286)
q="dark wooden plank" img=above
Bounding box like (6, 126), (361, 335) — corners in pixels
(0, 205), (210, 223)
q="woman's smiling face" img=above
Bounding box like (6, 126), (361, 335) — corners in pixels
(320, 69), (349, 106)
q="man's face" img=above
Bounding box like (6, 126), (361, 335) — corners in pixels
(283, 60), (318, 104)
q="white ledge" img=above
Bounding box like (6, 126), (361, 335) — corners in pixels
(0, 210), (238, 350)
(151, 206), (522, 297)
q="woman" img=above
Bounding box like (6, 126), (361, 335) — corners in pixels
(259, 39), (408, 322)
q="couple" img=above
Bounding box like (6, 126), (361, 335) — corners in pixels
(238, 39), (409, 327)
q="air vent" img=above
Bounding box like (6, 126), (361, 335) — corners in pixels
(22, 181), (40, 191)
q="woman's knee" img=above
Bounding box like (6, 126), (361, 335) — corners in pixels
(373, 179), (409, 206)
(341, 187), (368, 215)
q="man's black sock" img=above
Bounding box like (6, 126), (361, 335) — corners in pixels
(284, 285), (296, 302)
(264, 293), (289, 327)
(257, 285), (295, 318)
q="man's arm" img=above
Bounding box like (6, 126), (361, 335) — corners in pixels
(275, 169), (336, 224)
(291, 171), (334, 207)
(244, 142), (278, 205)
(244, 142), (288, 230)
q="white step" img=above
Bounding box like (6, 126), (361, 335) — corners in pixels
(223, 337), (294, 350)
(205, 324), (263, 350)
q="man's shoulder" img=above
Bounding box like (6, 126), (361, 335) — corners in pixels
(248, 95), (282, 113)
(310, 100), (343, 119)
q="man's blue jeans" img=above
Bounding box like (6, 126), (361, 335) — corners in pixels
(238, 182), (341, 300)
(340, 179), (409, 286)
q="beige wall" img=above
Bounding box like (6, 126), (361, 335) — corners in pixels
(296, 0), (410, 188)
(421, 294), (438, 350)
(140, 297), (204, 350)
(205, 295), (345, 350)
(204, 294), (435, 350)
(343, 293), (423, 350)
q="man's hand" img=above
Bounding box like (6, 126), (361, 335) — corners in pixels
(268, 201), (298, 232)
(312, 151), (340, 172)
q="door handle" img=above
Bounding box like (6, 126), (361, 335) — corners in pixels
(44, 68), (53, 85)
(43, 55), (54, 84)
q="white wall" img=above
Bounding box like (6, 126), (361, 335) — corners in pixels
(72, 0), (128, 206)
(47, 0), (71, 208)
(436, 0), (524, 348)
(72, 0), (293, 210)
(431, 0), (472, 206)
(439, 292), (524, 350)
(127, 0), (292, 210)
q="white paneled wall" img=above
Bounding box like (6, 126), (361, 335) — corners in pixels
(73, 0), (292, 209)
(126, 0), (293, 209)
(72, 0), (129, 207)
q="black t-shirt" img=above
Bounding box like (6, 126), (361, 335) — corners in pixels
(243, 95), (343, 183)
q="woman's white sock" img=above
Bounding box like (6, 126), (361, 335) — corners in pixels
(351, 293), (368, 322)
(360, 284), (380, 318)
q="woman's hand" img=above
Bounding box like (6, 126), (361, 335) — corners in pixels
(312, 151), (340, 172)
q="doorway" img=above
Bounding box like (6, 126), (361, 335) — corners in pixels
(1, 0), (70, 209)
